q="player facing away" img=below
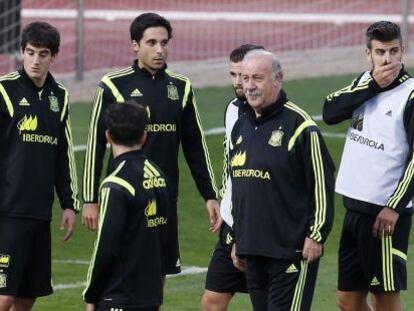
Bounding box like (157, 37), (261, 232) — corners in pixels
(83, 101), (170, 311)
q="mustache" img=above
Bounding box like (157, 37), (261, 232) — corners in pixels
(246, 90), (261, 97)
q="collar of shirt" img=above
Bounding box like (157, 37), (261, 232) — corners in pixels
(18, 68), (54, 94)
(113, 149), (145, 165)
(132, 59), (167, 79)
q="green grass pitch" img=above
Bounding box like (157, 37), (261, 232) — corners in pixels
(33, 72), (414, 310)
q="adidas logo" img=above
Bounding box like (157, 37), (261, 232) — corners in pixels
(142, 160), (166, 189)
(370, 276), (380, 286)
(19, 97), (30, 106)
(285, 264), (299, 273)
(385, 110), (392, 117)
(130, 88), (143, 97)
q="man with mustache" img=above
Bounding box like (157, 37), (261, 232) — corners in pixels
(230, 49), (335, 310)
(324, 21), (414, 311)
(82, 12), (220, 280)
(202, 44), (263, 311)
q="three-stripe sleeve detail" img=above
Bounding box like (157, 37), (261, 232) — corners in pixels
(83, 87), (104, 202)
(191, 92), (218, 197)
(309, 132), (327, 242)
(65, 115), (80, 211)
(326, 77), (372, 102)
(0, 82), (14, 117)
(386, 142), (414, 209)
(83, 186), (111, 297)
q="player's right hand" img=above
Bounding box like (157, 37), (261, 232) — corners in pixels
(231, 243), (246, 272)
(373, 61), (401, 88)
(82, 203), (99, 231)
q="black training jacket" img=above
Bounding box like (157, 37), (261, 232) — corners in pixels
(83, 61), (217, 204)
(83, 150), (169, 308)
(231, 90), (335, 259)
(0, 69), (79, 220)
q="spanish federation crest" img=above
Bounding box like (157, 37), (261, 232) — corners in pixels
(167, 84), (179, 101)
(49, 96), (59, 112)
(268, 129), (284, 147)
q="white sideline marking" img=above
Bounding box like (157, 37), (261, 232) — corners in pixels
(53, 259), (89, 265)
(52, 266), (208, 291)
(72, 114), (344, 152)
(22, 9), (414, 24)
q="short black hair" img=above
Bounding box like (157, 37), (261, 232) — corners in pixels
(366, 21), (402, 49)
(229, 44), (265, 62)
(130, 12), (173, 43)
(21, 22), (60, 56)
(104, 101), (149, 146)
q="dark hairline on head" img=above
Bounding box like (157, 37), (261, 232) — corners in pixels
(366, 21), (402, 49)
(230, 44), (265, 63)
(130, 12), (173, 43)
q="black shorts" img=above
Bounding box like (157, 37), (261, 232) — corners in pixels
(338, 209), (411, 293)
(0, 217), (52, 297)
(162, 201), (180, 275)
(205, 223), (248, 294)
(245, 255), (319, 311)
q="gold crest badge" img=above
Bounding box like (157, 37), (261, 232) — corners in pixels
(167, 84), (179, 101)
(49, 96), (59, 112)
(268, 129), (284, 147)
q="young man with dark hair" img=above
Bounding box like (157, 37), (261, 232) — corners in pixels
(232, 50), (335, 310)
(323, 21), (414, 311)
(82, 12), (220, 277)
(202, 44), (263, 311)
(0, 21), (79, 310)
(84, 101), (169, 311)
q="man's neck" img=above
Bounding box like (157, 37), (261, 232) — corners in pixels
(112, 145), (142, 158)
(137, 61), (158, 76)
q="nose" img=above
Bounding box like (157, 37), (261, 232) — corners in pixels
(244, 78), (255, 91)
(384, 52), (390, 64)
(33, 53), (40, 65)
(155, 43), (163, 54)
(235, 74), (242, 85)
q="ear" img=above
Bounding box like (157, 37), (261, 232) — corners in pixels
(140, 131), (147, 145)
(50, 54), (56, 64)
(276, 71), (283, 82)
(365, 47), (372, 62)
(105, 129), (112, 144)
(131, 40), (139, 53)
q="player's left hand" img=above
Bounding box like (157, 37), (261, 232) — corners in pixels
(372, 206), (399, 238)
(206, 199), (222, 232)
(85, 303), (95, 311)
(61, 208), (76, 241)
(302, 237), (322, 263)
